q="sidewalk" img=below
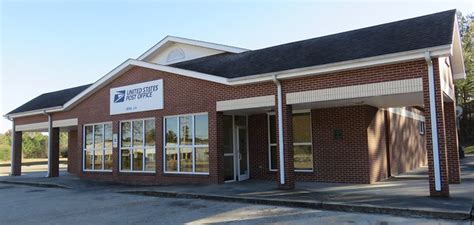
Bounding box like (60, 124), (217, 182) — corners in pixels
(1, 155), (473, 221)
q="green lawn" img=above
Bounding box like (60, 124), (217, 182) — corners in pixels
(465, 146), (474, 155)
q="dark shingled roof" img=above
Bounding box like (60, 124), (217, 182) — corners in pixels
(8, 84), (92, 115)
(7, 10), (457, 115)
(170, 9), (457, 78)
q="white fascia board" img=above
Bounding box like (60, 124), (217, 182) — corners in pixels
(227, 45), (452, 85)
(137, 36), (249, 61)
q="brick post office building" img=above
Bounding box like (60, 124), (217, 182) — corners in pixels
(5, 10), (466, 197)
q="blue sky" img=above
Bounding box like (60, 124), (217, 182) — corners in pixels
(1, 0), (473, 132)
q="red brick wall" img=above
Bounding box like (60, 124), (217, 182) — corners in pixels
(248, 114), (276, 180)
(388, 108), (427, 176)
(249, 106), (376, 184)
(14, 114), (47, 125)
(12, 59), (430, 185)
(52, 66), (275, 185)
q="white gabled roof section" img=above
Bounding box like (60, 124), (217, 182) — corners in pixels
(137, 36), (249, 62)
(450, 17), (466, 80)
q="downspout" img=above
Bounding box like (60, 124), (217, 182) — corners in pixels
(272, 75), (285, 185)
(425, 52), (442, 192)
(42, 110), (52, 178)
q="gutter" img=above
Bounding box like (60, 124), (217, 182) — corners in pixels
(42, 110), (53, 178)
(425, 52), (442, 192)
(272, 75), (285, 185)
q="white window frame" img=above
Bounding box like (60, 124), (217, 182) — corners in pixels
(267, 110), (314, 172)
(163, 112), (209, 175)
(267, 113), (278, 172)
(82, 122), (113, 172)
(119, 117), (156, 173)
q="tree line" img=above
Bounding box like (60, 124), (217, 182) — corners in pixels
(456, 12), (474, 145)
(0, 131), (68, 162)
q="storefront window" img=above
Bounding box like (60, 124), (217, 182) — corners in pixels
(120, 118), (156, 172)
(83, 122), (113, 171)
(164, 113), (209, 174)
(292, 112), (313, 171)
(267, 112), (313, 172)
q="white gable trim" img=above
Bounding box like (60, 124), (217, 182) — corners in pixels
(137, 36), (249, 61)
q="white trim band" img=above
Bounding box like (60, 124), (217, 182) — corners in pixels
(15, 118), (79, 131)
(216, 95), (275, 111)
(286, 78), (423, 105)
(387, 107), (425, 122)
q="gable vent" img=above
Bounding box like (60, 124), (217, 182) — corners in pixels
(166, 48), (185, 63)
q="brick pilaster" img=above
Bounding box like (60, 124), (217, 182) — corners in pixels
(444, 101), (461, 184)
(212, 111), (225, 184)
(422, 58), (450, 197)
(48, 127), (60, 177)
(11, 131), (22, 176)
(67, 130), (79, 174)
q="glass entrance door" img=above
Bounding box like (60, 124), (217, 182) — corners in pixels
(223, 115), (249, 182)
(236, 126), (249, 181)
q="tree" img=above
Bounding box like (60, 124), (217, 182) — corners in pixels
(455, 12), (474, 105)
(0, 131), (12, 161)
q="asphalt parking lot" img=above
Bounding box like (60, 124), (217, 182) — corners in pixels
(0, 183), (469, 225)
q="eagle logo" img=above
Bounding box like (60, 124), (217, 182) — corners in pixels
(113, 90), (126, 103)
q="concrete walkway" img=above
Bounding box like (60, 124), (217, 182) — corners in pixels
(1, 155), (473, 221)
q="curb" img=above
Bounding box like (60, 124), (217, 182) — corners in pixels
(119, 190), (472, 221)
(0, 180), (72, 189)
